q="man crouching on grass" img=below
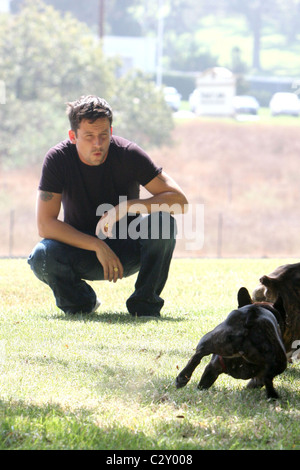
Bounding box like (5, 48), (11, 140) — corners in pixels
(28, 95), (188, 317)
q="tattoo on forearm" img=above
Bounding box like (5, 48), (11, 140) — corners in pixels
(40, 191), (54, 201)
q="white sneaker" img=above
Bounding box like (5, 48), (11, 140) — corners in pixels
(90, 298), (101, 314)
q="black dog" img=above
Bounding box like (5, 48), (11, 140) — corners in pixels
(175, 287), (287, 399)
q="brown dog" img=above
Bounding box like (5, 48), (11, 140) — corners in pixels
(252, 262), (300, 359)
(175, 287), (287, 399)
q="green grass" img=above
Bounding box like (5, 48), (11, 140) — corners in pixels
(253, 107), (300, 125)
(196, 15), (300, 75)
(178, 102), (300, 127)
(0, 258), (299, 450)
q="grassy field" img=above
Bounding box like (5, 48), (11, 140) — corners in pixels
(197, 15), (300, 75)
(0, 257), (299, 450)
(179, 101), (300, 126)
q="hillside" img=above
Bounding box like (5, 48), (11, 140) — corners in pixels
(1, 118), (300, 258)
(151, 118), (300, 258)
(196, 15), (300, 77)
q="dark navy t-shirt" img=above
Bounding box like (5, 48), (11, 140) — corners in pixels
(38, 135), (162, 232)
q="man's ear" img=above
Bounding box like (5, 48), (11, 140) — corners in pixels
(69, 129), (76, 144)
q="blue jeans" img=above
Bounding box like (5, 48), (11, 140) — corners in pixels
(27, 213), (176, 315)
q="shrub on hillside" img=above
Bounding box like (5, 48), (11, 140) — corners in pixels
(0, 0), (173, 168)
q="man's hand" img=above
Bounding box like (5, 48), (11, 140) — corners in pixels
(95, 239), (123, 283)
(96, 171), (188, 243)
(96, 210), (116, 239)
(96, 200), (128, 239)
(37, 190), (123, 282)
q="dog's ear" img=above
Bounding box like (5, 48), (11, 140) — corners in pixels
(238, 287), (253, 308)
(260, 275), (279, 287)
(273, 295), (286, 318)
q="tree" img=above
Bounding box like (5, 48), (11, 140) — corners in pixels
(224, 0), (300, 70)
(2, 0), (117, 100)
(10, 0), (99, 29)
(11, 0), (143, 36)
(110, 71), (173, 148)
(275, 0), (300, 44)
(167, 33), (219, 71)
(129, 0), (300, 73)
(0, 0), (173, 168)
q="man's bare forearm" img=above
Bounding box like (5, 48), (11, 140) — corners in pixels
(126, 191), (188, 215)
(38, 217), (101, 252)
(37, 189), (102, 252)
(37, 190), (123, 281)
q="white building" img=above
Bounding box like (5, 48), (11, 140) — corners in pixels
(190, 67), (236, 117)
(103, 36), (157, 75)
(0, 0), (10, 13)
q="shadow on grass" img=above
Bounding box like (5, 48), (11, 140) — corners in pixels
(0, 399), (158, 450)
(1, 369), (299, 450)
(42, 310), (184, 324)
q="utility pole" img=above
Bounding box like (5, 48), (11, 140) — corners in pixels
(156, 0), (164, 87)
(99, 0), (105, 39)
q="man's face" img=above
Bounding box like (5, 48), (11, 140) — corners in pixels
(69, 118), (112, 166)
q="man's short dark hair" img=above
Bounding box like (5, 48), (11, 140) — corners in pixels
(66, 95), (113, 134)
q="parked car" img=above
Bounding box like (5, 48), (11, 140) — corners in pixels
(269, 92), (300, 116)
(189, 89), (201, 113)
(233, 95), (260, 115)
(163, 87), (181, 112)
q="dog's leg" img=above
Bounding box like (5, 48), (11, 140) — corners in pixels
(198, 354), (224, 390)
(247, 365), (280, 399)
(175, 333), (215, 389)
(262, 360), (282, 399)
(264, 378), (279, 399)
(175, 350), (203, 388)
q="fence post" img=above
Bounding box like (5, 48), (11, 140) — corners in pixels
(217, 212), (223, 258)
